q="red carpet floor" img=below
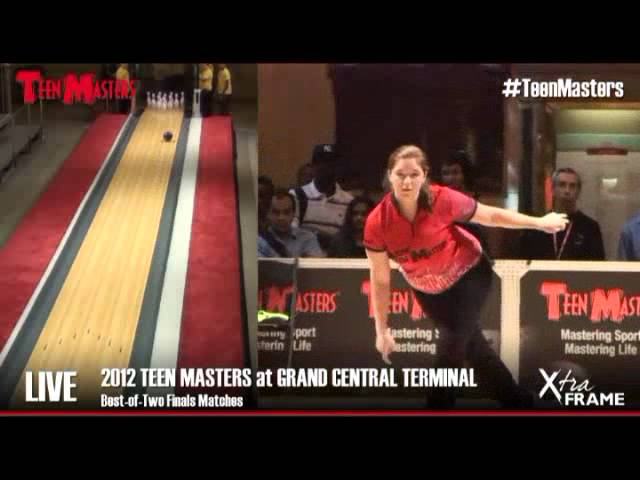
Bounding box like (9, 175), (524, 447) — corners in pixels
(177, 116), (246, 382)
(0, 114), (127, 353)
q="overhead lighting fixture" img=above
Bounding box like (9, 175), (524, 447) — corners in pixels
(587, 146), (628, 155)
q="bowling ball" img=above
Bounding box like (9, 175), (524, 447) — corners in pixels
(163, 131), (173, 142)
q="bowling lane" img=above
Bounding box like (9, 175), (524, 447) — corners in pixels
(12, 110), (184, 407)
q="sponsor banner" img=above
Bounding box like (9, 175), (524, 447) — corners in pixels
(258, 260), (500, 398)
(520, 270), (640, 407)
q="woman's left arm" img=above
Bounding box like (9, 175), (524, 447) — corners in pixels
(470, 203), (568, 234)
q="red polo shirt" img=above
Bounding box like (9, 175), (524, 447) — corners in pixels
(364, 184), (482, 294)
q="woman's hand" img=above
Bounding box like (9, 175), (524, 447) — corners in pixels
(375, 328), (396, 365)
(537, 212), (570, 234)
(471, 203), (571, 232)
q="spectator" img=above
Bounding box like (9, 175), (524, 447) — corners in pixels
(215, 63), (232, 116)
(328, 196), (375, 258)
(258, 175), (274, 236)
(296, 162), (315, 188)
(198, 63), (213, 117)
(520, 167), (605, 260)
(258, 189), (325, 258)
(439, 151), (492, 257)
(115, 64), (131, 114)
(290, 144), (354, 251)
(183, 63), (195, 116)
(440, 150), (476, 196)
(618, 211), (640, 260)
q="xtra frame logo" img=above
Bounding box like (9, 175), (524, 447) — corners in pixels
(16, 70), (137, 105)
(538, 368), (625, 407)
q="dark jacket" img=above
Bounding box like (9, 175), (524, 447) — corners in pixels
(327, 233), (366, 258)
(520, 210), (605, 260)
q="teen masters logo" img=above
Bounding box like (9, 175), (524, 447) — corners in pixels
(16, 70), (136, 105)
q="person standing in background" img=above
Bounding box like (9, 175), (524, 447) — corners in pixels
(198, 63), (213, 117)
(520, 168), (605, 260)
(215, 63), (232, 116)
(115, 64), (131, 114)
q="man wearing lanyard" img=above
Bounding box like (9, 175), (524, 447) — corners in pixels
(520, 168), (605, 261)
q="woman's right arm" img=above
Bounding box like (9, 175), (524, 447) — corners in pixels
(365, 248), (396, 363)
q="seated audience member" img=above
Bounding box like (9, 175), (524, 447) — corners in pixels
(439, 151), (492, 257)
(328, 196), (375, 258)
(258, 189), (326, 258)
(440, 150), (477, 196)
(289, 144), (354, 251)
(618, 210), (640, 261)
(258, 175), (274, 236)
(295, 162), (315, 188)
(520, 167), (605, 260)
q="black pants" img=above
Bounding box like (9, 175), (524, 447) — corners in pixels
(215, 93), (231, 116)
(413, 257), (532, 409)
(117, 98), (131, 114)
(200, 89), (213, 117)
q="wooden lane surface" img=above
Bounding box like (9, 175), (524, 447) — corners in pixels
(12, 110), (184, 407)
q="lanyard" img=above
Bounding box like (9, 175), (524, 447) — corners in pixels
(553, 221), (573, 260)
